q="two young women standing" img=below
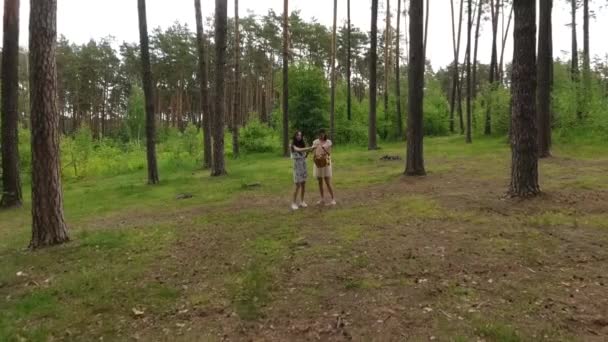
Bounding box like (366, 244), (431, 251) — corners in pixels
(290, 129), (336, 210)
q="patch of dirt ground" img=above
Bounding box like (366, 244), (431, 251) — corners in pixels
(123, 156), (608, 341)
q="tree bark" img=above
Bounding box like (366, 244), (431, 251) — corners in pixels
(347, 0), (352, 121)
(384, 0), (391, 136)
(1, 0), (22, 208)
(582, 0), (589, 75)
(485, 0), (499, 135)
(538, 0), (552, 159)
(369, 0), (379, 150)
(465, 0), (472, 143)
(405, 0), (425, 176)
(449, 0), (464, 134)
(471, 0), (482, 99)
(497, 3), (513, 84)
(282, 0), (290, 157)
(29, 0), (69, 248)
(570, 0), (579, 81)
(582, 0), (590, 118)
(509, 0), (539, 198)
(423, 0), (429, 60)
(232, 0), (240, 157)
(212, 0), (227, 175)
(137, 0), (159, 184)
(498, 4), (513, 84)
(195, 0), (212, 169)
(330, 0), (337, 139)
(395, 0), (403, 138)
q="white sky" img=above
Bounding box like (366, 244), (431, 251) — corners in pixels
(1, 0), (606, 69)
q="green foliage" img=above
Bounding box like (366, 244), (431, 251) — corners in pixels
(552, 61), (608, 142)
(333, 83), (371, 146)
(18, 128), (31, 178)
(181, 123), (200, 157)
(423, 78), (451, 136)
(125, 86), (146, 142)
(474, 84), (511, 136)
(61, 126), (94, 178)
(158, 125), (202, 167)
(287, 64), (329, 142)
(239, 119), (279, 154)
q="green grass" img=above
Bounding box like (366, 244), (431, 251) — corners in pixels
(0, 225), (177, 341)
(475, 322), (522, 342)
(1, 136), (607, 340)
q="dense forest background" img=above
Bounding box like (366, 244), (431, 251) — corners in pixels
(2, 6), (608, 180)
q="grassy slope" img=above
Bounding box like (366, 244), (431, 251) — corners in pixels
(1, 136), (607, 341)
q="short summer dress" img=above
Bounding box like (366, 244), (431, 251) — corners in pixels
(291, 149), (308, 184)
(312, 139), (333, 179)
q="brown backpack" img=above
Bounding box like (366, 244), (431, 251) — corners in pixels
(313, 146), (330, 168)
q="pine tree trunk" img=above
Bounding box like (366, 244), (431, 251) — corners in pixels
(509, 0), (539, 198)
(195, 0), (212, 168)
(29, 0), (69, 248)
(486, 0), (499, 136)
(449, 0), (464, 134)
(582, 0), (590, 117)
(212, 0), (227, 175)
(458, 52), (465, 134)
(465, 0), (472, 143)
(471, 0), (482, 99)
(330, 0), (337, 139)
(538, 0), (552, 159)
(395, 0), (403, 138)
(384, 0), (391, 137)
(232, 0), (240, 157)
(346, 0), (352, 121)
(1, 0), (22, 208)
(405, 0), (425, 176)
(498, 4), (513, 84)
(282, 0), (290, 157)
(369, 0), (379, 150)
(137, 0), (160, 184)
(571, 0), (579, 81)
(423, 0), (429, 60)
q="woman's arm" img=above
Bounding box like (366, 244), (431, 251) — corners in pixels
(292, 145), (313, 152)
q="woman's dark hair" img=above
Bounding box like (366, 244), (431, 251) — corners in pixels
(318, 129), (328, 141)
(292, 131), (305, 151)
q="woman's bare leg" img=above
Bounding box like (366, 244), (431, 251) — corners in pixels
(301, 182), (306, 203)
(324, 177), (335, 200)
(293, 183), (301, 204)
(317, 178), (325, 202)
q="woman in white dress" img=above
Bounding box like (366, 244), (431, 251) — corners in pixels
(312, 129), (336, 206)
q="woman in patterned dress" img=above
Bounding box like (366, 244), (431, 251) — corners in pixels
(291, 131), (314, 210)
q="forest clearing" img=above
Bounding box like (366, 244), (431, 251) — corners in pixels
(1, 138), (608, 341)
(2, 0), (608, 340)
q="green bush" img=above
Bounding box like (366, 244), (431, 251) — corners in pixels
(423, 79), (451, 136)
(287, 64), (329, 142)
(474, 84), (511, 136)
(61, 126), (94, 178)
(239, 119), (279, 153)
(125, 86), (146, 143)
(18, 128), (31, 176)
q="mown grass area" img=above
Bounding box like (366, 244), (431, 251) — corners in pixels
(1, 136), (607, 341)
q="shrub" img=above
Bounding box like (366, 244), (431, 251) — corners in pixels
(239, 119), (278, 153)
(287, 64), (329, 142)
(61, 126), (94, 178)
(422, 78), (451, 136)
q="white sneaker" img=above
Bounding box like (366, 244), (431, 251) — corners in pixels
(327, 199), (337, 206)
(316, 199), (325, 206)
(291, 203), (299, 210)
(299, 202), (308, 208)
